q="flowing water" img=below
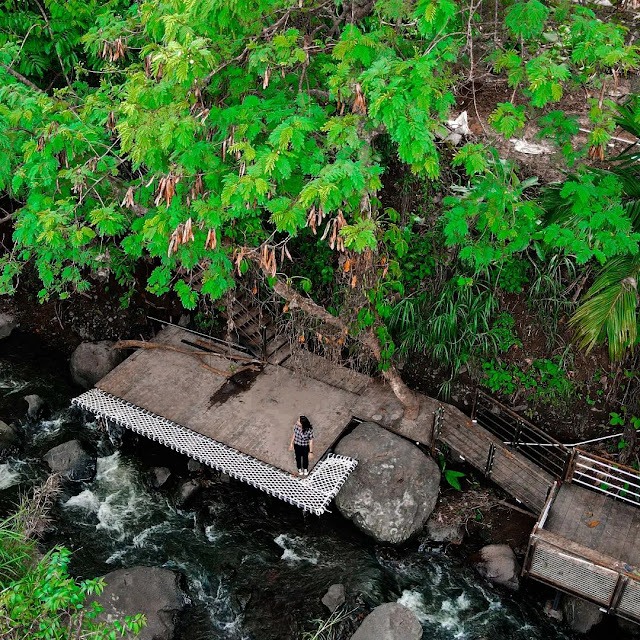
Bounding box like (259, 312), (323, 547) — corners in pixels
(0, 332), (578, 640)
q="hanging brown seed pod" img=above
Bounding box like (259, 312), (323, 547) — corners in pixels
(236, 248), (245, 275)
(182, 218), (193, 244)
(106, 110), (117, 132)
(191, 173), (204, 199)
(352, 83), (367, 115)
(121, 187), (136, 208)
(144, 55), (152, 78)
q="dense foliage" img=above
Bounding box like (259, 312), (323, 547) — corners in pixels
(1, 0), (639, 397)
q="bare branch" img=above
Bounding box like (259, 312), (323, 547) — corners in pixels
(0, 63), (41, 91)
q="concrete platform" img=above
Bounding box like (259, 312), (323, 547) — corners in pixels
(96, 326), (361, 475)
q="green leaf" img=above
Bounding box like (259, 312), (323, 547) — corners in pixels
(488, 103), (526, 139)
(174, 279), (198, 309)
(505, 0), (549, 41)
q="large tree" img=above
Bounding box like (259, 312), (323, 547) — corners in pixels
(2, 0), (640, 413)
(2, 0), (463, 415)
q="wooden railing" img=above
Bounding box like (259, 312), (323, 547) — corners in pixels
(472, 391), (571, 478)
(567, 450), (640, 508)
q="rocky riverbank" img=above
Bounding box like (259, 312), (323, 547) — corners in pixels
(0, 314), (632, 639)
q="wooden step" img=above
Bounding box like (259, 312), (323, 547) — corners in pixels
(267, 337), (292, 365)
(233, 306), (262, 330)
(265, 335), (288, 356)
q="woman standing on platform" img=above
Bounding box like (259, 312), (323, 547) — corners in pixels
(289, 416), (314, 476)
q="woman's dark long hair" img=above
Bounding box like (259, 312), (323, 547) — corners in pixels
(299, 416), (312, 432)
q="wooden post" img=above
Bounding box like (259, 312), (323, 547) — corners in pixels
(563, 449), (577, 483)
(521, 536), (537, 577)
(261, 325), (268, 362)
(610, 575), (628, 612)
(514, 419), (523, 451)
(430, 405), (444, 457)
(471, 388), (479, 422)
(484, 443), (496, 477)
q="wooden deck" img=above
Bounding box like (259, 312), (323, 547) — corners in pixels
(95, 324), (553, 511)
(546, 483), (640, 568)
(524, 480), (640, 621)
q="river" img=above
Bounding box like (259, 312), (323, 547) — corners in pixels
(0, 331), (576, 639)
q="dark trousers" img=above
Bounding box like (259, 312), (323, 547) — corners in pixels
(294, 444), (309, 470)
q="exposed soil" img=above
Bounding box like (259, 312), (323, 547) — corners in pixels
(427, 484), (536, 554)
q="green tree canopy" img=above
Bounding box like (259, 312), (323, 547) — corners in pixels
(2, 0), (640, 379)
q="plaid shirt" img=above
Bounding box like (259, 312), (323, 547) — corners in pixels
(293, 424), (314, 446)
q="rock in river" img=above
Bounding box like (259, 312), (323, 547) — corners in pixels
(176, 479), (200, 506)
(150, 466), (172, 490)
(24, 394), (48, 420)
(0, 312), (17, 339)
(93, 566), (186, 640)
(0, 420), (20, 451)
(321, 583), (346, 613)
(43, 439), (96, 481)
(562, 595), (603, 634)
(350, 603), (422, 640)
(70, 340), (124, 389)
(472, 544), (521, 591)
(334, 422), (440, 544)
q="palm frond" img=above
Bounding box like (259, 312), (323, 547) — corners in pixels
(612, 97), (640, 168)
(569, 256), (640, 361)
(625, 199), (640, 230)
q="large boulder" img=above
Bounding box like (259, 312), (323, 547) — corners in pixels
(472, 544), (520, 591)
(562, 595), (603, 634)
(334, 422), (440, 544)
(70, 341), (124, 389)
(43, 440), (96, 481)
(351, 603), (422, 640)
(0, 312), (17, 339)
(93, 567), (186, 640)
(0, 420), (20, 451)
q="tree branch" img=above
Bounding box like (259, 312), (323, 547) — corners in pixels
(0, 63), (41, 91)
(266, 273), (420, 418)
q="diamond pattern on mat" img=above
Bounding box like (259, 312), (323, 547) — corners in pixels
(72, 389), (357, 515)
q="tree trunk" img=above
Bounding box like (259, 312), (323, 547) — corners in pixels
(271, 278), (420, 419)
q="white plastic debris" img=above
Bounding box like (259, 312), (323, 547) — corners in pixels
(510, 139), (553, 155)
(447, 111), (471, 136)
